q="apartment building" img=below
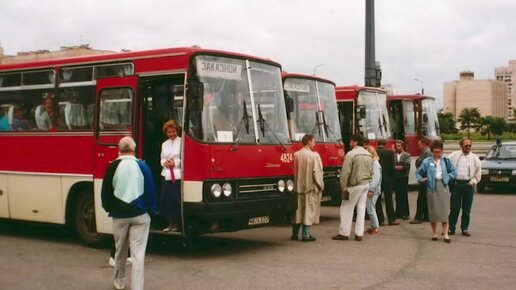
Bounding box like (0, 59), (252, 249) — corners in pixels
(495, 60), (516, 120)
(443, 71), (507, 119)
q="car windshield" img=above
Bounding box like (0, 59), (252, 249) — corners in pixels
(485, 144), (516, 159)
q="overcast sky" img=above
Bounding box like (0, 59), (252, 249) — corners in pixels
(1, 0), (515, 108)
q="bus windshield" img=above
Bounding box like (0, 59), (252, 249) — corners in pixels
(421, 98), (440, 138)
(357, 91), (391, 140)
(285, 78), (341, 142)
(189, 55), (289, 144)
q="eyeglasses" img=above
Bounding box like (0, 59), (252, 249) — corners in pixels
(464, 145), (472, 148)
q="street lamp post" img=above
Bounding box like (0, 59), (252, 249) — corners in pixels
(414, 78), (424, 95)
(313, 64), (326, 76)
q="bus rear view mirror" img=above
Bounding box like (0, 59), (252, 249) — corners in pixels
(316, 110), (325, 125)
(187, 80), (204, 111)
(357, 105), (366, 119)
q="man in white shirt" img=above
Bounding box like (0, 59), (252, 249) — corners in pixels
(448, 138), (481, 236)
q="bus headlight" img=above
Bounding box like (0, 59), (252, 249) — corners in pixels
(222, 183), (232, 197)
(277, 180), (286, 192)
(481, 169), (489, 175)
(211, 183), (222, 198)
(286, 179), (294, 192)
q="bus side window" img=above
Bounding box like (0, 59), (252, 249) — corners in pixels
(99, 88), (133, 130)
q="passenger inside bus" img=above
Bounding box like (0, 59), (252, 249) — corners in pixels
(0, 107), (9, 130)
(10, 104), (34, 131)
(35, 94), (60, 131)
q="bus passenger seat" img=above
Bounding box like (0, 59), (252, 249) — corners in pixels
(35, 105), (46, 129)
(65, 103), (88, 129)
(7, 105), (15, 128)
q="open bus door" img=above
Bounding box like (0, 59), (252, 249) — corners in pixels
(337, 101), (354, 152)
(93, 76), (138, 235)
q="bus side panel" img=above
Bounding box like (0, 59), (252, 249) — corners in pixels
(94, 178), (112, 234)
(133, 55), (189, 73)
(404, 134), (420, 156)
(8, 174), (63, 223)
(182, 135), (212, 181)
(0, 174), (8, 218)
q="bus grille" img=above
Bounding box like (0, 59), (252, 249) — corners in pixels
(237, 182), (279, 199)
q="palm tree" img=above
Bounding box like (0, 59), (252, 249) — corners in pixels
(457, 107), (481, 138)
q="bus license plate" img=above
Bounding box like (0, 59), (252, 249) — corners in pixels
(490, 176), (509, 182)
(248, 216), (270, 225)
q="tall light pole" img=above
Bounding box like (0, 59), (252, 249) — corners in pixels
(414, 78), (424, 95)
(313, 63), (326, 76)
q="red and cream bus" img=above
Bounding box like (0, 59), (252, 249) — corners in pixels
(335, 86), (393, 151)
(387, 94), (441, 156)
(0, 47), (295, 246)
(282, 72), (344, 203)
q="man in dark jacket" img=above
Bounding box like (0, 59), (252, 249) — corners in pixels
(102, 136), (157, 290)
(376, 139), (399, 226)
(393, 140), (411, 220)
(410, 139), (433, 224)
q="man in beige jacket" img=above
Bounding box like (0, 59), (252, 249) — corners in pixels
(292, 134), (324, 242)
(333, 133), (373, 241)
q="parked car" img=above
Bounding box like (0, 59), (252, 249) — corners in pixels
(477, 141), (516, 192)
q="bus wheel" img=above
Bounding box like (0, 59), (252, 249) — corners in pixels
(73, 190), (107, 247)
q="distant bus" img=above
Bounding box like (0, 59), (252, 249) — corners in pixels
(387, 94), (441, 156)
(0, 47), (296, 246)
(336, 86), (393, 152)
(282, 72), (344, 203)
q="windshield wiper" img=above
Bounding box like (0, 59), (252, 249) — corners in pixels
(257, 104), (287, 151)
(230, 101), (250, 151)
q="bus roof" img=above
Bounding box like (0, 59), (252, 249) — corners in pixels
(387, 94), (436, 101)
(281, 72), (335, 86)
(335, 85), (387, 101)
(0, 46), (281, 72)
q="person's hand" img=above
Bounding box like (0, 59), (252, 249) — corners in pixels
(341, 190), (350, 200)
(164, 160), (175, 167)
(421, 177), (427, 183)
(367, 191), (373, 198)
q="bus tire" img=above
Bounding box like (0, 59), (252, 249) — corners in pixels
(73, 190), (108, 247)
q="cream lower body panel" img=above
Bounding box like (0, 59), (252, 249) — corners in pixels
(183, 180), (203, 202)
(94, 178), (112, 234)
(0, 172), (92, 224)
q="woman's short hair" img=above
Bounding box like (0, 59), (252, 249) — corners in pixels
(118, 136), (136, 153)
(366, 145), (379, 161)
(430, 140), (443, 151)
(162, 119), (179, 134)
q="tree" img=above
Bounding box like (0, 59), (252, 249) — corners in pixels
(457, 107), (481, 138)
(477, 116), (507, 140)
(438, 111), (458, 134)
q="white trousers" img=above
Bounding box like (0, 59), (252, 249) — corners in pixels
(338, 183), (369, 237)
(113, 213), (151, 290)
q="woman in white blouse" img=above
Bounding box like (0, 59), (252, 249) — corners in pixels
(160, 119), (182, 231)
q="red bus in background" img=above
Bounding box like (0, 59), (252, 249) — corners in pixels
(335, 86), (393, 152)
(0, 47), (296, 246)
(282, 72), (344, 203)
(387, 94), (441, 156)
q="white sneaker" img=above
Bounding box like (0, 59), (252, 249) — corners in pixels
(126, 257), (133, 265)
(109, 257), (115, 268)
(113, 281), (125, 290)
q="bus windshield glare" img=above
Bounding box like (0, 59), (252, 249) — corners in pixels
(357, 91), (391, 140)
(285, 79), (341, 142)
(189, 55), (289, 144)
(421, 98), (440, 138)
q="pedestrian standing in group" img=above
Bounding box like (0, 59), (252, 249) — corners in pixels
(393, 140), (411, 220)
(416, 140), (457, 243)
(410, 139), (433, 224)
(333, 133), (372, 241)
(101, 137), (157, 290)
(376, 139), (399, 226)
(448, 138), (481, 236)
(291, 134), (324, 242)
(364, 144), (382, 235)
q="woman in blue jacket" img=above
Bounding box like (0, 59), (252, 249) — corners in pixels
(416, 140), (457, 243)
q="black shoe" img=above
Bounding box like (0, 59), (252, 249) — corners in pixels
(444, 238), (451, 243)
(290, 235), (298, 241)
(448, 230), (455, 235)
(462, 231), (471, 237)
(431, 237), (438, 241)
(402, 216), (410, 220)
(302, 235), (316, 242)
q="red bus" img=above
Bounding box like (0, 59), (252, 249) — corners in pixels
(335, 86), (393, 151)
(282, 72), (344, 203)
(387, 94), (441, 156)
(0, 47), (296, 246)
